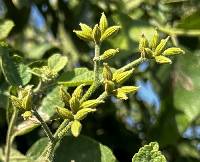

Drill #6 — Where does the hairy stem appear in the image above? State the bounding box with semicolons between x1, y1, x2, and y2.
81;43;101;102
5;107;18;162
94;43;100;83
118;57;147;72
32;108;55;143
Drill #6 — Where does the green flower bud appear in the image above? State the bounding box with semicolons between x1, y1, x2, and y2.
92;24;101;44
150;30;159;50
155;36;170;56
144;48;154;59
72;84;84;101
73;30;93;41
100;48;119;61
69;96;80;113
79;23;92;35
99;12;108;34
21;111;32;120
139;34;148;53
56;106;74;120
71;120;82;137
59;86;71;107
155;55;172;64
103;63;113;81
100;26;121;42
21;90;32;111
113;69;134;84
162;47;185;56
80;99;104;109
113;89;128;100
10;95;22;110
118;86;139;94
74;108;96;121
105;80;115;94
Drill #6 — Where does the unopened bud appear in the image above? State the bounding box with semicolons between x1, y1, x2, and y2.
113;69;134;84
150;30;159;50
99;12;108;34
69;96;80;113
80;99;104;109
144;48;154;59
56;106;74;120
100;26;121;42
71;120;82;137
139;34;148;53
73;30;93;41
74;108;96;120
155;55;172;64
92;24;101;44
21;111;32;120
163;47;185;56
100;48;119;61
103;63;113;81
105;80;115;94
59;86;71;107
72;84;84;101
155;36;170;56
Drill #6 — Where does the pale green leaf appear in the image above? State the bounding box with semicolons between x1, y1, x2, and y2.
132;142;166;162
58;68;94;86
48;54;68;72
0;20;14;40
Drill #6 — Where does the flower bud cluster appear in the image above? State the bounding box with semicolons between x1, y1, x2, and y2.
56;85;104;137
139;31;185;64
10;85;33;120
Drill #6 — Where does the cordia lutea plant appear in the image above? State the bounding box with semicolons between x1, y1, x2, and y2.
2;13;184;162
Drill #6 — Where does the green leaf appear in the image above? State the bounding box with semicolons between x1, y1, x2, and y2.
173;51;200;133
0;147;32;162
176;10;200;30
0;48;32;86
0;20;14;40
48;54;68;72
132;142;166;162
58;68;94;86
13;86;64;136
26;135;118;162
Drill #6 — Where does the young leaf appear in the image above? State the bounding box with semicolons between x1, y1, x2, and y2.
132;142;166;162
48;54;68;72
58;68;94;86
0;20;14;40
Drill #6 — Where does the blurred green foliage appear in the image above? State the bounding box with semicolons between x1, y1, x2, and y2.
0;0;200;162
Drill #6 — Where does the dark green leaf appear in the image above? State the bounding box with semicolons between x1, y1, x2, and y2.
27;135;118;162
0;48;32;86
